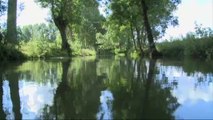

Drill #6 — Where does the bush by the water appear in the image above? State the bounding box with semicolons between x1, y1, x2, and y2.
0;44;26;60
157;36;213;59
20;40;96;58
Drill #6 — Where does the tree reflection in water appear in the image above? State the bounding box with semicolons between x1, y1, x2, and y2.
0;71;6;119
41;59;105;119
103;58;180;119
7;72;22;119
39;58;180;119
0;58;212;119
0;62;22;119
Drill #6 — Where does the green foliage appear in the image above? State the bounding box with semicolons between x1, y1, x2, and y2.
158;36;213;59
20;40;59;58
17;23;69;58
157;40;184;57
17;23;58;42
17;23;96;58
96;23;131;54
129;50;140;59
97;0;180;56
36;0;105;54
71;0;105;48
158;26;213;59
0;44;25;60
195;23;213;38
72;42;96;56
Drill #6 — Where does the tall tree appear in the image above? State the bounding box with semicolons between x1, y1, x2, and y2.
140;0;159;57
100;0;180;57
36;0;74;55
140;0;180;57
7;0;17;44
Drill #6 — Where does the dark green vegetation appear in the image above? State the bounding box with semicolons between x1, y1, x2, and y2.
158;25;213;59
0;0;213;60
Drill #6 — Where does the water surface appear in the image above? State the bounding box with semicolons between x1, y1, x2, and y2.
0;57;212;119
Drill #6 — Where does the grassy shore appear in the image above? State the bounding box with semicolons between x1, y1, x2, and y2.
1;36;213;60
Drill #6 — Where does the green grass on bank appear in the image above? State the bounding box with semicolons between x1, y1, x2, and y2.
157;36;213;59
1;41;97;61
1;36;213;61
20;40;96;59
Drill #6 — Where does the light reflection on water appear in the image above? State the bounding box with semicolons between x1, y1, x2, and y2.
158;63;213;119
0;57;212;119
2;80;57;119
3;80;14;120
97;89;114;120
19;81;57;119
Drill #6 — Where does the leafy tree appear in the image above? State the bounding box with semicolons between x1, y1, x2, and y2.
36;0;106;55
72;0;105;49
140;0;180;57
99;0;180;57
140;0;159;57
194;23;213;38
96;21;131;54
36;0;76;55
18;23;58;42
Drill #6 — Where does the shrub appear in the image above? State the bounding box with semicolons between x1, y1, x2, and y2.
0;44;26;60
157;36;213;59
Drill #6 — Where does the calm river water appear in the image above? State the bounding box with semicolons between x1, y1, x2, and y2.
0;57;213;119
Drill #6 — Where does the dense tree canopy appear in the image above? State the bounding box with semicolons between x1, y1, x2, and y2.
98;0;181;57
36;0;105;55
70;0;105;49
2;0;212;60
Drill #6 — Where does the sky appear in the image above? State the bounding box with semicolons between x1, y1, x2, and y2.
17;0;49;26
163;0;213;40
1;0;213;40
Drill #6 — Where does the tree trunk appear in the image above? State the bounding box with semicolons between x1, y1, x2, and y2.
136;26;144;55
130;23;137;51
58;25;71;54
7;0;17;44
140;0;161;58
54;18;71;56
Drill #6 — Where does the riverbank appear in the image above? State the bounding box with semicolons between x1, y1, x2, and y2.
157;36;213;60
0;44;26;61
1;36;213;61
